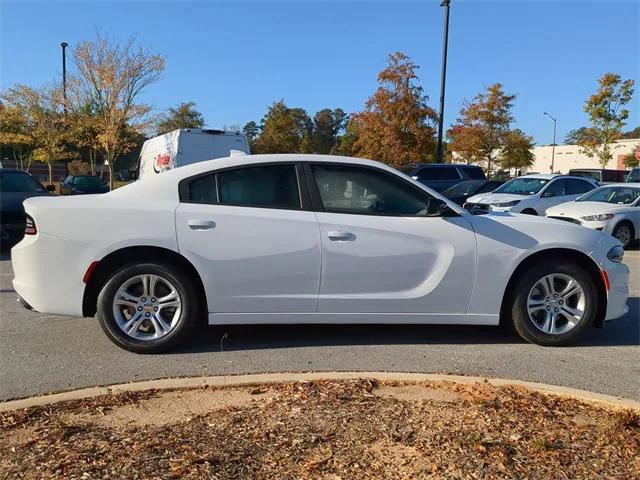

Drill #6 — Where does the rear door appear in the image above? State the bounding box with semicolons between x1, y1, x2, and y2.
306;163;477;314
175;163;321;313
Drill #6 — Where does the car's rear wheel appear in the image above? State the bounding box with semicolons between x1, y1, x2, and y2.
510;260;598;346
612;222;634;249
97;262;199;353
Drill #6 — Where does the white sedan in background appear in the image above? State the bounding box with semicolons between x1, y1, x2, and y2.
11;155;629;353
464;174;598;215
547;184;640;248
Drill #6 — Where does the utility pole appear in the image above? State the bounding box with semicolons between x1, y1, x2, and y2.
543;112;557;173
436;0;451;163
61;42;69;177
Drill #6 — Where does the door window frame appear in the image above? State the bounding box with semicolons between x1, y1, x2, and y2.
303;162;457;218
178;162;313;211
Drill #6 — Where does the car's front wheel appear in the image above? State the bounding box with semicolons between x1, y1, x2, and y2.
97;262;200;353
510;260;598;346
612;222;634;249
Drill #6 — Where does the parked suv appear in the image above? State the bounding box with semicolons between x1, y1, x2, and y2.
464;174;598;215
397;163;486;192
627;167;640;183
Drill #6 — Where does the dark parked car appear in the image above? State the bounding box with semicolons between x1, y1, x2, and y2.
60;175;109;195
0;169;52;249
568;168;628;183
441;179;505;206
397;163;486;192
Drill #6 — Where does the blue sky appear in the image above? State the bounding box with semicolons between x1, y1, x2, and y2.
1;0;638;144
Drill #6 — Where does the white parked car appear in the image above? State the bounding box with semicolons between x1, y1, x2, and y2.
464;174;598;215
547;183;640;248
12;155;629;353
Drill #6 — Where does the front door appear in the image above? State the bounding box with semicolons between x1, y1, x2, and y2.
307;163;477;314
175;163;321;313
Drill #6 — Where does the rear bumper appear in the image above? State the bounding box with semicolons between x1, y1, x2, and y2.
12;232;86;317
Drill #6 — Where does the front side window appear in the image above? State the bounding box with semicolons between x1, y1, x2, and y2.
311;164;436;216
565;178;595;195
494;177;549;195
0;172;45;193
217;164;300;209
543;179;565;196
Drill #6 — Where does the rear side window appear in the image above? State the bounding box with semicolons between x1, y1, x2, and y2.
189;174;218;204
565;178;595;195
417;166;460;181
461;167;485;180
217;164;300;209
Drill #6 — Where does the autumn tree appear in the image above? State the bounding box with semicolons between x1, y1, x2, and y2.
349;52;437;166
0;102;34;171
500;129;535;171
447;83;517;174
71;32;164;189
578;73;635;169
155;101;204;135
67;101;102;174
622;127;640;139
622;145;639;168
253;100;312;154
1;84;73;184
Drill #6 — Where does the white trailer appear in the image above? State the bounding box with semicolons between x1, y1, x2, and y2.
137;129;250;179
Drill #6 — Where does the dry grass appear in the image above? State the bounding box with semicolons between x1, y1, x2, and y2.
1;379;638;479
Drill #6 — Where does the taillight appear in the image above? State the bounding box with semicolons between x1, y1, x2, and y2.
24;215;37;235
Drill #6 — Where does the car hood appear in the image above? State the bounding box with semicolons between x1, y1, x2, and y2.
465;193;528;204
547;201;634;217
0;191;50;212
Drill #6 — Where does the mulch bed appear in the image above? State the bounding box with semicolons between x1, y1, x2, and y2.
1;379;639;479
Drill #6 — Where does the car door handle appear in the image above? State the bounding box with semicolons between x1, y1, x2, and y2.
327;230;356;241
188;220;216;230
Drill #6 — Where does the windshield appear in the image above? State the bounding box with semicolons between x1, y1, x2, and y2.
0;171;46;193
577;186;640;205
494;177;549;195
442;180;478;197
74;176;107;189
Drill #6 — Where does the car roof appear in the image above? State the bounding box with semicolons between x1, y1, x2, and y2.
520;174;597;182
407;163;481;168
592;182;640;188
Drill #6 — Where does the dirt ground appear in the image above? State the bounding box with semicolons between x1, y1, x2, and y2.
1;379;638;479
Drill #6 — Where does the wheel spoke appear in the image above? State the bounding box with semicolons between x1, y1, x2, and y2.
114;297;138;309
122;311;144;335
561;305;583;320
527;300;546;314
157;290;179;304
559;281;581;300
541;311;553;333
150;313;171;337
158;300;180;310
544;275;556;296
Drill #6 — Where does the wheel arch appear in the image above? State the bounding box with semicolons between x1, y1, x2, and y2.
82;246;208;318
499;248;607;328
613;219;636;241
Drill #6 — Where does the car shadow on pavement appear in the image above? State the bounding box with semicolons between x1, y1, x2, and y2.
172;296;639;354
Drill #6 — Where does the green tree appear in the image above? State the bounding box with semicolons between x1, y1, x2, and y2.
253;100;312;154
0;102;34;171
155;101;205;135
332;118;360;156
578;73;635;169
622;145;639;168
350;52;437;166
564;127;592;145
72;31;165;189
447;83;517;174
500;129;535;171
242;121;260;153
622;127;640;139
311;108;347;154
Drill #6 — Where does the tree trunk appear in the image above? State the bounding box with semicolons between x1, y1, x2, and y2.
48;162;53;186
108;161;114;190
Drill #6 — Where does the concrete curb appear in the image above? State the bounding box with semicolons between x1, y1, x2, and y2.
1;372;638;412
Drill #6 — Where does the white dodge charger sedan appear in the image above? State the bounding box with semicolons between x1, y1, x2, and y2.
546;184;640;248
12;155;629;353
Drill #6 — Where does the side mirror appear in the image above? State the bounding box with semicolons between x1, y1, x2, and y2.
428;198;457;217
542;190;555;198
46;185;56;192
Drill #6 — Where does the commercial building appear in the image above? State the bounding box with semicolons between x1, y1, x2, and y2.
528;138;639;174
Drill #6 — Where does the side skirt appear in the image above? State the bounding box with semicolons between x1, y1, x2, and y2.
208;312;500;326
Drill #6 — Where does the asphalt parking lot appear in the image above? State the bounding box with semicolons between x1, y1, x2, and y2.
0;251;638;402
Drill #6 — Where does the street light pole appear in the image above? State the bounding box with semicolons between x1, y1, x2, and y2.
543;112;557;173
436;0;451;163
61;42;68;114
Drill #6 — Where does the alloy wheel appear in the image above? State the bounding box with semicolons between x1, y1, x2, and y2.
526;273;586;335
112;274;182;341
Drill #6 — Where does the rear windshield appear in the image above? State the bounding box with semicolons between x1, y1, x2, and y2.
494;177;549;195
74;176;106;188
569;170;600;181
0;171;46;193
461;167;486;180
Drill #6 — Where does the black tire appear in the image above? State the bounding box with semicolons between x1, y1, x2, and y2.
510;260;598;346
97;262;200;353
521;208;537;215
612;221;634;249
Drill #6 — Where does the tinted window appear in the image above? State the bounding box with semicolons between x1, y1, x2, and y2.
461;167;485;180
544;179;565;196
74;176;106;189
565;178;595;195
418;166;460;181
311;165;435;216
218;164;300;209
627;169;640;182
442;180;477;197
478;181;502;193
189;174;218;204
0;172;45;193
494;177;549;195
397;165;417;175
